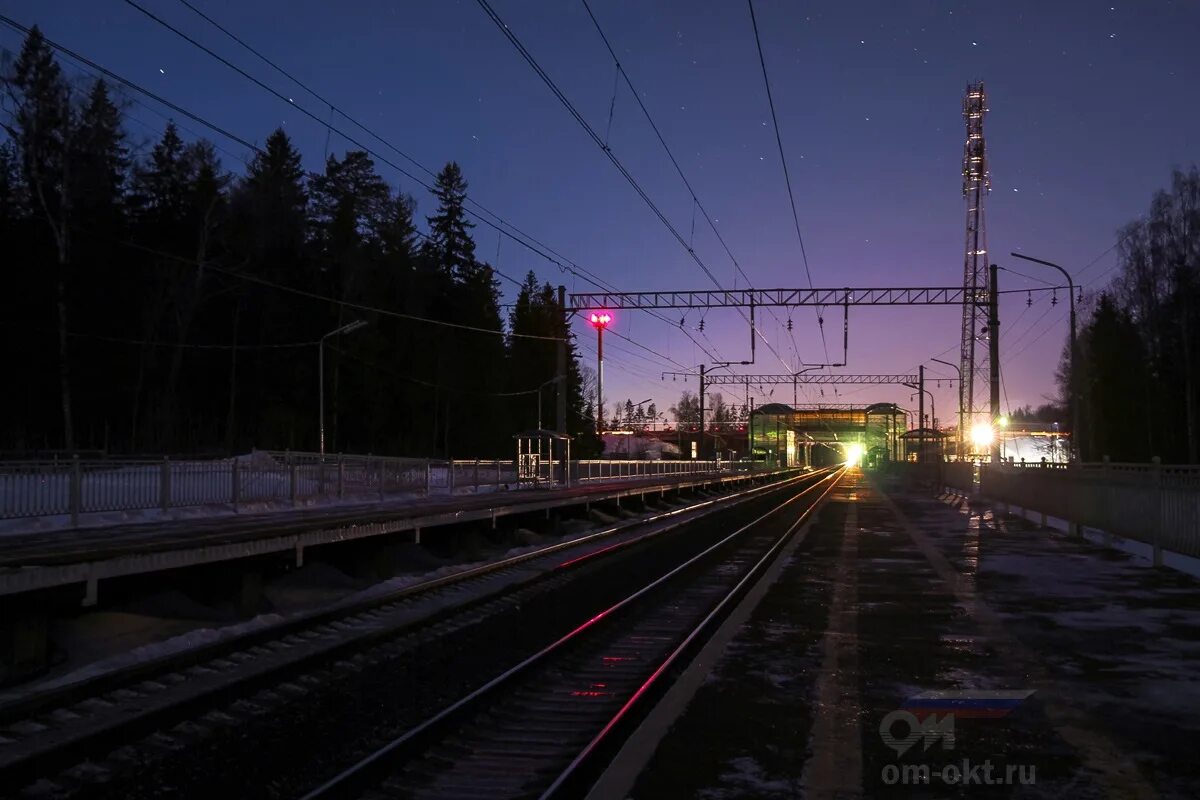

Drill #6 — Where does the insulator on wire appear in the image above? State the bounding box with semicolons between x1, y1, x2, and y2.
1051;289;1058;307
1027;290;1032;307
1077;287;1083;303
699;319;705;332
787;319;793;332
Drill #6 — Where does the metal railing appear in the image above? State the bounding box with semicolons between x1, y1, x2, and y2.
570;459;744;482
0;451;743;527
969;459;1200;561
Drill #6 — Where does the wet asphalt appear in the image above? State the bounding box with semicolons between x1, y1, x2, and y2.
625;469;1200;799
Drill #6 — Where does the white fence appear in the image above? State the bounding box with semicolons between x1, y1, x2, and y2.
975;459;1200;560
0;450;741;526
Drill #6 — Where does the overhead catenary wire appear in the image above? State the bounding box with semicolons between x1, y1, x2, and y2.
0;13;258;153
997;264;1056;286
745;0;830;364
579;0;796;371
1;13;708;370
105;233;566;342
0;324;317;350
123;0;719;365
471;0;748;366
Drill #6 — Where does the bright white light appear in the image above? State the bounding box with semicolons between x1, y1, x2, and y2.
970;423;995;449
844;443;864;466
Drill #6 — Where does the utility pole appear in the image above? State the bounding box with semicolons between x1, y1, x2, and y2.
918;364;926;463
931;357;963;460
912;385;936;461
589;312;611;435
749;396;755;462
556;286;568;434
698;364;707;459
1010;253;1077;462
989;263;1001;464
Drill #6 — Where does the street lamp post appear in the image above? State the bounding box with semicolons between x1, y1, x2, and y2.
911;389;937;461
791;365;827;407
319;319;368;456
1011;252;1078;461
930;357;963;461
588;312;611;434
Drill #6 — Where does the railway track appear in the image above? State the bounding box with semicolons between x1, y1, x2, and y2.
302;466;846;800
0;466;832;799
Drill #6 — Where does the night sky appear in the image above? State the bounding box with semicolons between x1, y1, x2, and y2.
5;0;1198;423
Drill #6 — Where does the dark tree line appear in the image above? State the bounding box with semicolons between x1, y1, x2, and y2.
1;28;596;458
1063;166;1200;463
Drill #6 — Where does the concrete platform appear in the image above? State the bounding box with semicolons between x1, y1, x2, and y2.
0;469;785;602
602;468;1200;799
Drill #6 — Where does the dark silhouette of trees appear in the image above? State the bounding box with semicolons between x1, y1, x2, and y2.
0;29;590;459
1063;167;1200;463
3;27;74;449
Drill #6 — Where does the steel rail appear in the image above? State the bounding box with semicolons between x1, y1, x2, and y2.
300;467;845;800
0;468;828;790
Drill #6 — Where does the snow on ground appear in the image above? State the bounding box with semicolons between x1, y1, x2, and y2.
949;490;1200;580
0;498;665;703
0;612;288;705
937;491;1200;736
0;453;516;536
696;756;798;799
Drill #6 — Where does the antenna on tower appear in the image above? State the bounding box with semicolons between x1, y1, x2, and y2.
958;81;990;458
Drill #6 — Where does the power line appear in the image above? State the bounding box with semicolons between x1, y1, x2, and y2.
745;0;830;364
136;0;720;365
329;344;567;398
998;265;1055;286
0;14;679;354
1000;296;1040;343
1004;302;1055;352
1;324;316;350
0;14;259;153
571;312;693;373
470;0;741;366
578;0;795;371
4;8;718;407
104;233;565;342
118;4;595;292
1005;311;1067;365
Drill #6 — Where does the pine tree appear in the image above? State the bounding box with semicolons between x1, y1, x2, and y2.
71;80;126;236
130;123;190;235
307;150;391;450
227;128;309;449
3;26;75;449
69;79;130;450
423;161;475;278
419;162;506;456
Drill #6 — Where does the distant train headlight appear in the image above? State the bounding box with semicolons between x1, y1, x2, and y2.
970;423;995;449
844;443;864;466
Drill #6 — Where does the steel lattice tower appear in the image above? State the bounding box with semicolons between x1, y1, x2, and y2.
958;82;990;456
